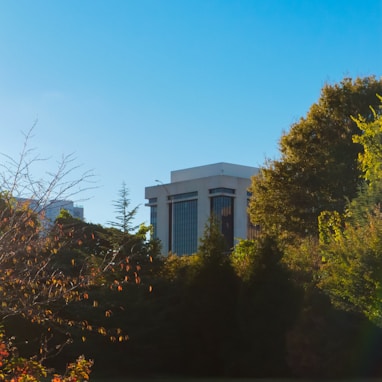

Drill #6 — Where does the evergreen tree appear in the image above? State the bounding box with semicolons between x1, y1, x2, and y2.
108;182;138;234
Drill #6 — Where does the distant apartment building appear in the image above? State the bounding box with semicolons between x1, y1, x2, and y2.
16;198;84;224
145;162;259;256
44;200;84;221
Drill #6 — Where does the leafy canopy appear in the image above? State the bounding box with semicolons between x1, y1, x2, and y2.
318;97;382;327
249;76;382;239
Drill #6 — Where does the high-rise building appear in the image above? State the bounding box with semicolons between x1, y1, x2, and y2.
145;162;259;256
16;198;84;225
43;200;84;222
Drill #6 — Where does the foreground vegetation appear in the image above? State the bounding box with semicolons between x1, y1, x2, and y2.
1;76;382;380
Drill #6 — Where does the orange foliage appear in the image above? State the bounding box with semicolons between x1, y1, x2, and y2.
1;330;93;381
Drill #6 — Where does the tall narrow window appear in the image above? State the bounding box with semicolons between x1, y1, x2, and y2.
168;202;172;252
168;192;198;255
247;197;260;239
150;205;158;239
210;195;234;250
172;199;198;255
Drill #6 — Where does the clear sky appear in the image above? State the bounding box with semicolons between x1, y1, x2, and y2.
0;0;381;227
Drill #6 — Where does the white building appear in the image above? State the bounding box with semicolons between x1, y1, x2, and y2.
145;162;259;256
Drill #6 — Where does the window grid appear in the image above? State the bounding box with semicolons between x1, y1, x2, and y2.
172;199;198;255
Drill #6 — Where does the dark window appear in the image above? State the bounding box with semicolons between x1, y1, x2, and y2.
150;205;158;239
210;196;234;250
172;199;198;255
168;191;198;201
209;188;235;195
247;199;260;239
168;202;172;252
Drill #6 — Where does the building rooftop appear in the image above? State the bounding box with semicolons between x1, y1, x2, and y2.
170;162;259;183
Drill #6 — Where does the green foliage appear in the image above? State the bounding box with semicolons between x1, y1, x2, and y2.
346;98;382;224
318;98;382;327
105;183;160;275
198;216;228;264
159;253;201;283
9;101;382;378
319;208;382;326
346;181;382;226
249;76;382;239
48;212;161;346
108;182;138;234
318;210;343;246
230;239;260;281
0;166;161;378
232;236;302;376
171;221;238;376
352;95;382;186
282;236;321;290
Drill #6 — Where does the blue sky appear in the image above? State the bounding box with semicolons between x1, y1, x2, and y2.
0;0;381;227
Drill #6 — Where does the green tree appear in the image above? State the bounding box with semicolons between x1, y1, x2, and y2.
178;219;238;376
108;182;138;234
198;216;228;264
52;209;112;277
318;99;382;327
19;188;162;378
352;94;382;186
106;182;157;269
249;76;382;239
347;95;382;224
319;208;382;326
231;237;301;377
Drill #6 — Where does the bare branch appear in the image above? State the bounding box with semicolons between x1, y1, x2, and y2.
0;124;98;324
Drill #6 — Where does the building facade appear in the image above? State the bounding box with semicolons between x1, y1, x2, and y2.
43;200;84;222
145;162;259;256
16;198;84;224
